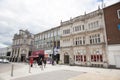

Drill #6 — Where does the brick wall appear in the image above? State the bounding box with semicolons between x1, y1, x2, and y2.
103;2;120;44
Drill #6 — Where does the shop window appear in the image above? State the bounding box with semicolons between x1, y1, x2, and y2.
97;55;99;61
84;56;86;62
93;55;96;62
91;55;93;62
100;55;103;62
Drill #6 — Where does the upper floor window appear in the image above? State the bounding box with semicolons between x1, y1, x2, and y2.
54;31;57;36
89;34;101;44
48;33;50;38
88;21;99;30
74;36;85;46
63;29;70;35
73;25;85;32
117;9;120;19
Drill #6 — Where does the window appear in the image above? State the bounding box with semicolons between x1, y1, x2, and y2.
74;36;85;46
117;9;120;19
83;37;85;44
98;34;101;43
88;21;99;30
63;29;70;35
74;25;85;32
89;34;101;44
82;25;85;30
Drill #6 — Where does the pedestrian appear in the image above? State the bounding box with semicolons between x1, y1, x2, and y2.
30;57;33;67
38;58;43;70
43;58;46;68
33;59;37;67
52;59;54;65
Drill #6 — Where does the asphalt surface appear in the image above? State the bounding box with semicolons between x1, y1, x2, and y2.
0;63;27;73
11;70;84;80
0;63;12;73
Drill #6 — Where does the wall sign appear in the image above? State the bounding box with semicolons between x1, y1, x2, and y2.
118;24;120;30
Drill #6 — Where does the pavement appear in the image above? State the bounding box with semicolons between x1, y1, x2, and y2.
0;63;120;80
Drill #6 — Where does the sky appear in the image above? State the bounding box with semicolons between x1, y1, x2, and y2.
0;0;119;48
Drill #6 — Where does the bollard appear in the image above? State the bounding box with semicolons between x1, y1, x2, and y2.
29;64;31;73
11;64;14;77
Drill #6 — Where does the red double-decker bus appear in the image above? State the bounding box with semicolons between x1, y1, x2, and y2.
30;50;45;60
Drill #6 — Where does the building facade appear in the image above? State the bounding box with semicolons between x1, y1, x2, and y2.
34;27;60;62
103;2;120;68
60;8;108;67
8;2;120;68
10;30;34;62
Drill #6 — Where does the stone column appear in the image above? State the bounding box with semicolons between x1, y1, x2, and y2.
12;48;16;62
10;49;13;62
102;45;108;68
14;48;18;62
17;48;20;62
69;47;74;65
60;49;64;64
18;48;22;62
86;46;91;66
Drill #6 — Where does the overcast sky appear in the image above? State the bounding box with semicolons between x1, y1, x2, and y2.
0;0;119;48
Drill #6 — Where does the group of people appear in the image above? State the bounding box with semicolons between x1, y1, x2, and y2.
29;57;46;70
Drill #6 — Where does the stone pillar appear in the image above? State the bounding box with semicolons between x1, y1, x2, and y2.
15;48;18;62
17;48;20;62
74;54;76;64
12;48;15;62
102;45;108;68
14;48;17;62
69;48;74;66
26;48;29;59
60;49;64;64
18;48;22;62
86;46;91;66
10;49;13;62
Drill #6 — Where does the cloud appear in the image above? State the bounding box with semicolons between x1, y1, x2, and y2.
0;0;119;48
0;42;8;48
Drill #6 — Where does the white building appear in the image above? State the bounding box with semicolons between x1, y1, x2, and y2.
10;29;34;62
34;26;60;62
60;9;108;67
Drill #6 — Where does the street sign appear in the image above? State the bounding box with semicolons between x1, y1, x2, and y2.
118;24;120;30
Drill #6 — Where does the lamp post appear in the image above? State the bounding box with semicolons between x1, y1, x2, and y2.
52;36;55;65
52;30;55;65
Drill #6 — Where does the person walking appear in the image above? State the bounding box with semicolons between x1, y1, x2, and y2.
38;58;43;70
30;57;33;67
43;58;46;68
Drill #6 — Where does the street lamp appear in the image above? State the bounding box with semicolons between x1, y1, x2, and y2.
52;36;55;65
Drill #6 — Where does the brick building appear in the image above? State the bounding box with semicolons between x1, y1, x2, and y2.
103;2;120;68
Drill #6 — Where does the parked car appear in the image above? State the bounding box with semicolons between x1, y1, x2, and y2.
0;59;9;63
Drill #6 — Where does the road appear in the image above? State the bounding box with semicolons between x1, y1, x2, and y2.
12;70;83;80
0;63;11;73
0;63;27;73
0;63;120;80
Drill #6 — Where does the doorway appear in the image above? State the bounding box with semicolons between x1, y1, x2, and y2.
21;54;26;62
64;54;69;64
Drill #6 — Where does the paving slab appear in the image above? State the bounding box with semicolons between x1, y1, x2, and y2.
12;70;84;80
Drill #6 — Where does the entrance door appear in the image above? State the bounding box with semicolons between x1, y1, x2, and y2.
64;55;69;64
21;54;26;62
